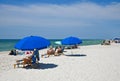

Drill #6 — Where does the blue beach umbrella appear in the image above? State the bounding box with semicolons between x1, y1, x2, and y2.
61;36;82;45
15;36;50;50
62;36;82;54
114;38;120;40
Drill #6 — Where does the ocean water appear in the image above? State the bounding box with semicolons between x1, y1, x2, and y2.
0;39;103;52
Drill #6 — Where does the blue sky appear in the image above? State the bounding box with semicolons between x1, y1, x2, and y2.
0;0;120;39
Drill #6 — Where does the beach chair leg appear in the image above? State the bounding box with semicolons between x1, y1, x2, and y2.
48;54;50;57
14;63;20;69
17;63;20;68
61;53;64;55
14;64;16;69
41;55;44;58
22;63;25;68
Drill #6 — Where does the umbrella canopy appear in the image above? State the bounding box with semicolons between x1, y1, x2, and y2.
114;38;120;40
61;36;82;45
15;36;50;50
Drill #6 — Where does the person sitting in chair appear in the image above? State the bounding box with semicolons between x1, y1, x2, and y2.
14;55;32;68
42;47;55;57
55;46;63;56
14;49;39;68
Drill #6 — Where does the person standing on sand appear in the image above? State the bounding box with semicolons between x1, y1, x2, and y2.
33;49;40;63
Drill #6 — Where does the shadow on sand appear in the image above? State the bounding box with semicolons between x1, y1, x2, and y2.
25;63;58;69
65;54;87;57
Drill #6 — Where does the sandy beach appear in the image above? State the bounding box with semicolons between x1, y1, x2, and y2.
0;43;120;81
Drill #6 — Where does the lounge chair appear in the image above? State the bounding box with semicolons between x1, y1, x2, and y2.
14;56;32;68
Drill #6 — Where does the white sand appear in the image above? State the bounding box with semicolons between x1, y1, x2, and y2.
0;43;120;81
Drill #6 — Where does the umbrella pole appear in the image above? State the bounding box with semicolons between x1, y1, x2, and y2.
71;46;73;54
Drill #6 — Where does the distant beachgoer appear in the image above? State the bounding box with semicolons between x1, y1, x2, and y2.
25;51;33;55
101;40;111;45
9;49;16;55
72;45;78;49
9;50;14;55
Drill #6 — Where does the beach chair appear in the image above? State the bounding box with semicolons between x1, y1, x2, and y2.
14;56;32;68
